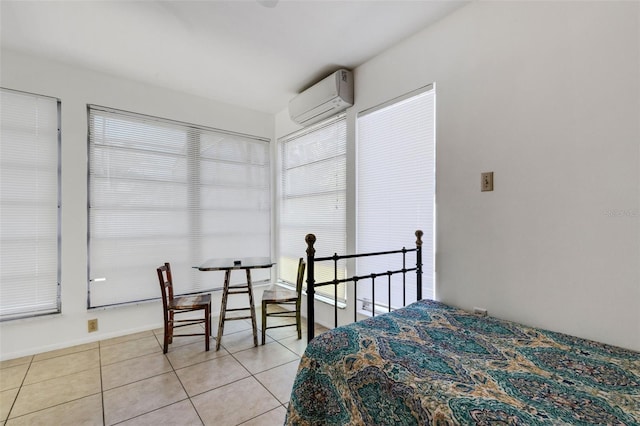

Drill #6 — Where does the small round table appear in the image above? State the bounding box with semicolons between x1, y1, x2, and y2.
196;257;274;351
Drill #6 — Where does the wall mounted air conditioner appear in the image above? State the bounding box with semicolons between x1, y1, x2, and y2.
289;69;354;126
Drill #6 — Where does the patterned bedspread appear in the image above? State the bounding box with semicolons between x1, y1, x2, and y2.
285;299;640;425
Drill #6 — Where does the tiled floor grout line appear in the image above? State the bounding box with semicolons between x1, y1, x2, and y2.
240;405;286;426
167;334;210;426
98;341;106;426
1;317;316;426
225;339;297;426
104;333;180;426
102;336;184;425
105;330;301;425
4;355;33;423
3;355;102;424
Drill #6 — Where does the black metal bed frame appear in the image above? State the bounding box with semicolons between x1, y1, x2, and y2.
305;230;423;342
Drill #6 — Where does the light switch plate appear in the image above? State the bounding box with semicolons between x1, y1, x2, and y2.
481;172;494;192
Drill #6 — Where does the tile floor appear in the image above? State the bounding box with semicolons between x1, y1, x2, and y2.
0;311;327;426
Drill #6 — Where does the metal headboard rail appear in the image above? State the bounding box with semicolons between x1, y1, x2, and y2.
305;230;423;342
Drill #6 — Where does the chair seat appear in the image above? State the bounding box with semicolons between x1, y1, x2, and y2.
262;285;297;303
170;294;211;310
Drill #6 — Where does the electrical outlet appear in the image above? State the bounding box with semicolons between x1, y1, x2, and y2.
473;307;488;317
481;172;494;192
88;319;98;333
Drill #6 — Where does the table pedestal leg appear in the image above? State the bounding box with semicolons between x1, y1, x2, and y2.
216;270;231;351
215;268;258;351
246;269;258;346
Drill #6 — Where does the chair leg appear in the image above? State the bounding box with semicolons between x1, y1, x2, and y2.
205;304;210;352
168;311;174;344
296;304;302;340
163;323;170;354
261;301;267;345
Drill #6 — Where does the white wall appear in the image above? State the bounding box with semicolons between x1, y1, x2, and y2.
0;49;275;360
278;1;640;350
2;0;638;359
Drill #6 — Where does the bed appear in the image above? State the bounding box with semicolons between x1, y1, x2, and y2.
285;232;640;425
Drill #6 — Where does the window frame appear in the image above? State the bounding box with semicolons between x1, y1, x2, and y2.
87;105;271;308
277;114;347;304
0;87;61;321
356;84;436;313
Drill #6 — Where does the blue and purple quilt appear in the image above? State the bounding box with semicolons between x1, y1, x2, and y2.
286;299;639;425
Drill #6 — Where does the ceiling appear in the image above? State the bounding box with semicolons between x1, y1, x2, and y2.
1;0;467;114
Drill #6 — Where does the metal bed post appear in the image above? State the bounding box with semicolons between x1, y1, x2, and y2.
305;233;316;341
402;247;407;307
333;254;339;328
416;229;423;301
371;274;376;317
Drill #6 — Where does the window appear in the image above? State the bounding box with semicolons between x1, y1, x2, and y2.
279;115;346;302
0;88;61;320
88;106;270;307
357;85;435;311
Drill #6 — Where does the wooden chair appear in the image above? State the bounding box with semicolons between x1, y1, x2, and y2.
261;258;305;345
157;262;211;353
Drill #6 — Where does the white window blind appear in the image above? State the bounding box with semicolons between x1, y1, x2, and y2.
357;86;435;311
88;106;270;307
0;88;60;320
279;116;346;301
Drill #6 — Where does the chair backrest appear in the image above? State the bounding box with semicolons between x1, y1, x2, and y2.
156;262;174;313
295;258;306;301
